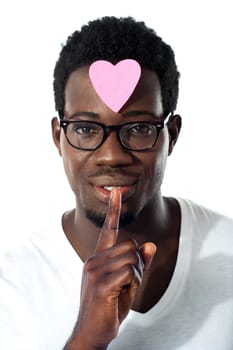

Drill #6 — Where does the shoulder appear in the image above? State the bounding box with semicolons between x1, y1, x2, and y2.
0;214;65;282
177;197;233;227
177;197;233;255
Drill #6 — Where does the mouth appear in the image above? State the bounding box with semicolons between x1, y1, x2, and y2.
92;184;136;203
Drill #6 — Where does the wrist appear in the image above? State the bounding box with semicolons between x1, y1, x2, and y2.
64;342;107;350
63;334;108;350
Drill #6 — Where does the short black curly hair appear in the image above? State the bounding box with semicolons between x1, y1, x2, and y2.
53;16;180;117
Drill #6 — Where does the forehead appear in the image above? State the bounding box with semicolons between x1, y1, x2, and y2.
64;65;163;117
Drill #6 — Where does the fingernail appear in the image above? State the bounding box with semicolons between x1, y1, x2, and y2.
110;189;114;201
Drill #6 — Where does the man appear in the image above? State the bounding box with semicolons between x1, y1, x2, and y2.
1;16;233;350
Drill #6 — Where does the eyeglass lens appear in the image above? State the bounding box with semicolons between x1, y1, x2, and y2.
65;121;159;150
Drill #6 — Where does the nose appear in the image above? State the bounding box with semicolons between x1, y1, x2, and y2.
93;130;134;167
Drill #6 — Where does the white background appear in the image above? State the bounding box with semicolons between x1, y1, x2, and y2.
0;0;232;240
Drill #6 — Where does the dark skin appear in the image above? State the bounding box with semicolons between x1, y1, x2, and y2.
52;65;182;349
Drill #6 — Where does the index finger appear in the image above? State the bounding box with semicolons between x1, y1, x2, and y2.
95;187;122;253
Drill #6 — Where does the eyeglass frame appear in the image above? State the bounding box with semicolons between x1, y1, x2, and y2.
59;112;173;152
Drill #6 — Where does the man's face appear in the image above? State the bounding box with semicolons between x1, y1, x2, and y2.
52;66;176;227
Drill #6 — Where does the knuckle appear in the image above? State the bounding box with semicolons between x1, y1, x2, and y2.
123;264;142;286
124;263;136;277
83;257;94;271
83;255;101;273
126;260;143;279
125;246;144;270
126;250;140;266
126;239;138;249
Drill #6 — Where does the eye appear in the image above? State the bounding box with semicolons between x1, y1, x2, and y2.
129;123;153;135
71;123;99;136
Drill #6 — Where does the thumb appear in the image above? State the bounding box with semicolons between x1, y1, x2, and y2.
140;242;157;271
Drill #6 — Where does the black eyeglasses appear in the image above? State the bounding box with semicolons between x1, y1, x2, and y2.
59;113;172;152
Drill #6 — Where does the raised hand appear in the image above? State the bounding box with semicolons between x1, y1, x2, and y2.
65;187;156;350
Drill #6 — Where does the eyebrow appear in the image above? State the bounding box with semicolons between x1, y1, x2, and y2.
68;110;157;119
122;110;157;118
68;111;99;119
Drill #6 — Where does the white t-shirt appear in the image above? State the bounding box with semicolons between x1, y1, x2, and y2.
0;198;233;349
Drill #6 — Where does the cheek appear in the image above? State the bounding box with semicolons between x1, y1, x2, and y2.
60;137;86;191
143;156;167;191
62;156;77;189
143;132;169;188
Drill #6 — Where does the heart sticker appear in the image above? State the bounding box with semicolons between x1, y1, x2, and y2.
89;59;141;113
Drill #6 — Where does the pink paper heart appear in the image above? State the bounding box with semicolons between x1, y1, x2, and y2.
89;59;141;113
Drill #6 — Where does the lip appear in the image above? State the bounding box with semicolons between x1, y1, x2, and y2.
92;184;136;203
89;174;138;203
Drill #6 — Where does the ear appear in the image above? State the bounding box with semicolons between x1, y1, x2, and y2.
51;117;62;156
167;114;182;155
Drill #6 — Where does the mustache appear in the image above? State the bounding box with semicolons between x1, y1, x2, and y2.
88;166;139;178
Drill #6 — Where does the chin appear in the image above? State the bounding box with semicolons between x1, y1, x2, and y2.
85;209;136;228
